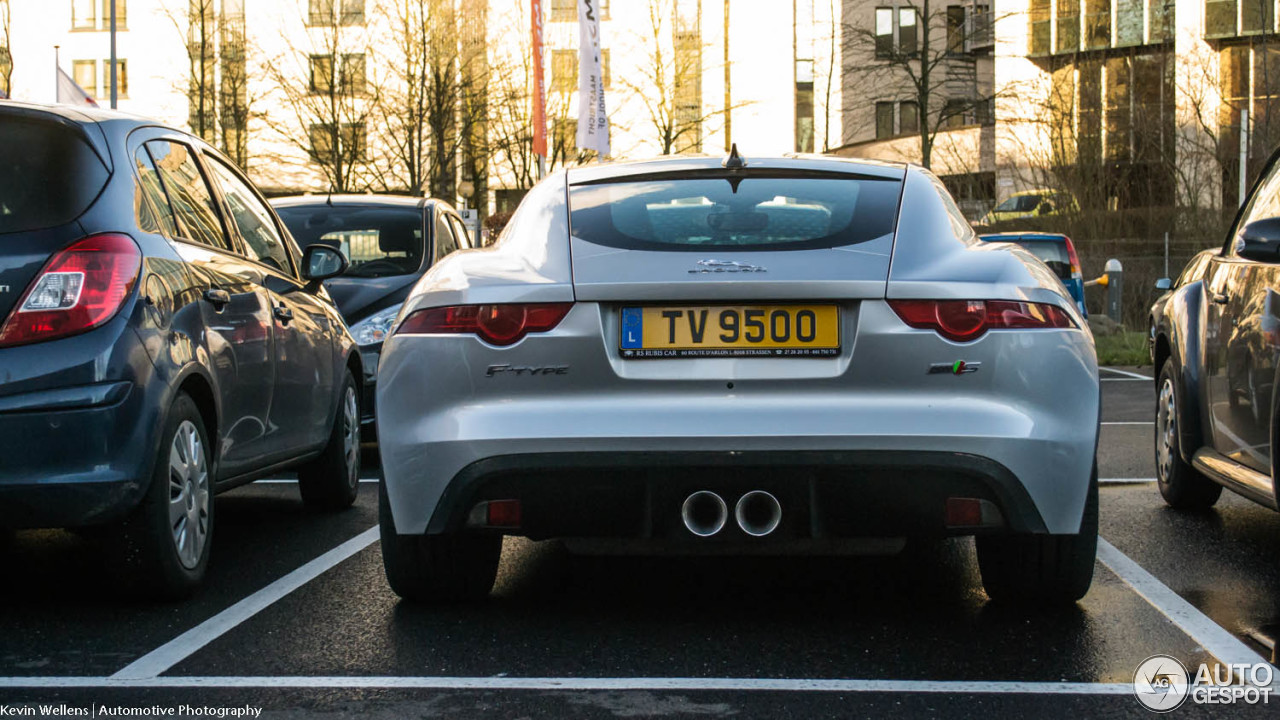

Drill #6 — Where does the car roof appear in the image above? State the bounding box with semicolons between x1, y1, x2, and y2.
270;194;433;209
565;154;906;184
979;232;1069;242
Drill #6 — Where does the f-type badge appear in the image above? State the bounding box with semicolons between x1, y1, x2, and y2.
689;259;767;274
929;360;981;375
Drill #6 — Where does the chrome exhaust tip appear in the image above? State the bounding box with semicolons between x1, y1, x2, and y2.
735;490;782;537
681;491;728;537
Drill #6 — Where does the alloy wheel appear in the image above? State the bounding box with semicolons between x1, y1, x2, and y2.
1157;377;1177;483
168;420;210;570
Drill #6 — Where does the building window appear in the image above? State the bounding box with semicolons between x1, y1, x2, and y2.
1206;0;1238;37
100;0;126;29
0;46;10;97
309;122;366;162
900;100;919;133
1057;0;1080;53
309;0;363;27
795;68;815;152
71;0;96;30
551;49;576;93
602;48;611;88
941;99;969;128
1029;0;1051;55
875;101;894;138
898;7;918;56
551;0;576;22
103;58;127;97
309;54;334;93
1084;0;1110;49
72;59;97;97
340;0;364;25
1115;0;1143;45
1149;0;1175;41
1242;0;1274;33
340;53;366;94
875;7;893;58
946;6;966;53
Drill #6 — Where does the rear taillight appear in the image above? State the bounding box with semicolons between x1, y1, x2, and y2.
888;299;1075;342
0;234;142;348
395;303;573;346
1063;236;1083;279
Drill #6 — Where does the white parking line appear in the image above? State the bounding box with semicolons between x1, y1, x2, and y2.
1101;421;1152;426
110;526;379;681
1099;478;1155;484
0;675;1134;694
1096;538;1269;668
1101;367;1154;381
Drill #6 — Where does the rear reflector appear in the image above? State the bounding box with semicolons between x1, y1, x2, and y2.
888;299;1074;342
0;234;142;348
467;499;522;529
945;497;1004;528
395;303;573;346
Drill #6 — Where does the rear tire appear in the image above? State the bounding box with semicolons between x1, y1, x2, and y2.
379;480;501;602
298;369;361;510
115;393;213;600
976;468;1097;605
1155;358;1222;509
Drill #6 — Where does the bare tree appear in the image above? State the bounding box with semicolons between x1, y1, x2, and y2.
844;1;998;169
159;1;253;168
621;0;732;155
264;2;376;193
0;0;12;97
369;0;431;194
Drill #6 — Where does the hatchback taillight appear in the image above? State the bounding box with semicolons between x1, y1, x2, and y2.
0;234;142;348
1062;236;1083;280
395;303;573;346
888;299;1075;342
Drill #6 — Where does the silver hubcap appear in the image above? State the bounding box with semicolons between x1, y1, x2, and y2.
168;420;210;570
343;387;359;490
1157;378;1177;483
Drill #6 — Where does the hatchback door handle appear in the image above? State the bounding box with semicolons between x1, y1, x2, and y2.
203;287;231;309
1211;292;1230;305
273;305;294;324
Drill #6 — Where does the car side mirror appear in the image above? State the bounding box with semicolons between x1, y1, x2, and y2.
1154;277;1172;291
302;244;348;281
1236;218;1280;263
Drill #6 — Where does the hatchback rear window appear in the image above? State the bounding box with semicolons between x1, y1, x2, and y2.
1014;240;1071;280
276;205;425;278
568;174;902;252
0;117;109;234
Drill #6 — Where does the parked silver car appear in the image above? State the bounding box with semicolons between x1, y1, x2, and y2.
376;153;1100;604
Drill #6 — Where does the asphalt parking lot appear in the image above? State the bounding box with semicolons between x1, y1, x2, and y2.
1;366;1278;718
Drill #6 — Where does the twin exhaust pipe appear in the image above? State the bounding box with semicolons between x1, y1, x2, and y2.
681;490;782;538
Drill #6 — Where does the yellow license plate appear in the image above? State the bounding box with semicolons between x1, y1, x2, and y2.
619;305;840;358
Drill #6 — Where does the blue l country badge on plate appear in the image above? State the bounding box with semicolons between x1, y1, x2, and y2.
621;307;642;349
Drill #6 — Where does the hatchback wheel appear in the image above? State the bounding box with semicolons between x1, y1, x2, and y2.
298;369;361;510
116;392;213;599
1155;358;1222;509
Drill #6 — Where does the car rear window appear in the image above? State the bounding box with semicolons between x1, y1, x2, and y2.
0;117;109;234
276;205;425;278
568;174;902;252
1015;240;1071;280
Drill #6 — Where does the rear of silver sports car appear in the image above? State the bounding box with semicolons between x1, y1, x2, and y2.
376;158;1100;603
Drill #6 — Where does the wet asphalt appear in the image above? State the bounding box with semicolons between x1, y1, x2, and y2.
1;367;1278;718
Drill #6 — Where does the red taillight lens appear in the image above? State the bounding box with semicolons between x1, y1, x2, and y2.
1063;235;1083;279
0;234;142;348
888;299;1074;342
395;303;573;346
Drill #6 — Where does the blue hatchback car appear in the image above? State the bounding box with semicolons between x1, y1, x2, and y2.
978;232;1087;318
0;103;363;598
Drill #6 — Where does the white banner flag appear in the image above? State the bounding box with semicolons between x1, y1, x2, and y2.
56;66;98;107
576;0;609;156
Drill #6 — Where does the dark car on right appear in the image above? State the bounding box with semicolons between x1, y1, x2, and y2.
271;195;473;441
1150;148;1280;514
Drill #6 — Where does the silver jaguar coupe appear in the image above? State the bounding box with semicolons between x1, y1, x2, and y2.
376;152;1100;604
